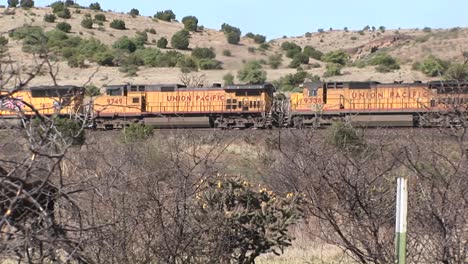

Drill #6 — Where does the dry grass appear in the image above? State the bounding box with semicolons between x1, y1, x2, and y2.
257;224;355;264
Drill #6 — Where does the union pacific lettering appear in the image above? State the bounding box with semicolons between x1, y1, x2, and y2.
166;95;225;102
351;91;429;99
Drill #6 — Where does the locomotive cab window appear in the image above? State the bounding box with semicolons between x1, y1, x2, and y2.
132;97;140;104
130;85;138;92
107;88;123;96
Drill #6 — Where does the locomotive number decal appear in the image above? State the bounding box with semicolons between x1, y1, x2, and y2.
107;98;123;105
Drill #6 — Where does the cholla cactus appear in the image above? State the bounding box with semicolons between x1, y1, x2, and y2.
195;176;302;264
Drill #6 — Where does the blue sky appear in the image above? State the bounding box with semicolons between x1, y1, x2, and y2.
34;0;468;39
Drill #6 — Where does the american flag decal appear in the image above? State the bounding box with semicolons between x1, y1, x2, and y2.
1;96;25;110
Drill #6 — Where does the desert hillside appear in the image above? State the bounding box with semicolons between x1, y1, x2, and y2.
0;4;467;89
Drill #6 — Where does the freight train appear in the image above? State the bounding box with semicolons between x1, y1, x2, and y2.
0;80;467;128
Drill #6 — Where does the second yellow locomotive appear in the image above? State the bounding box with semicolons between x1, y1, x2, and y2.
92;83;275;129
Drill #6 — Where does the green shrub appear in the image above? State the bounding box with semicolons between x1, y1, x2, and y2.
323;63;343;77
81;18;93;29
147;28;156;34
20;0;34;8
222;49;231;56
328;122;364;151
44;13;56;23
420;56;449;77
289;53;309;68
192;47;215;59
119;64;138;76
154;10;175;21
379;26;385;33
198;59;222;70
94;13;106;21
8;0;19;7
194;176;302;263
171;30;190;50
129;8;139;17
368;52;400;72
226;32;240;45
135;48;183;67
122;124;153;143
55;118;85;146
94;51;115;66
322;50;349;65
305;32;312;37
281;41;302;59
50;1;64;13
112;36;136;52
223;73;234;85
275;69;317;91
268;53;282;69
89;2;101;11
422;27;432;33
110;19;126;30
344;27;348;32
221;23;241;45
245;33;266;44
182;16;198;31
350;36;358;40
63;0;73;5
176;56;197;72
0;36;9;46
156;37;168;48
134;31;147;46
67;55;85;68
247;47;255;53
56;8;71;19
444;63;468;80
85;84;101;96
56;22;72;33
237;61;267;84
303;45;323;60
259;43;270;51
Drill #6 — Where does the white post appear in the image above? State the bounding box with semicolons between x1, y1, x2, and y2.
395;177;408;264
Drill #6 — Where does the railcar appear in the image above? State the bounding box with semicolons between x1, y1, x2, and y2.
0;85;84;126
92;83;275;129
288;80;468;127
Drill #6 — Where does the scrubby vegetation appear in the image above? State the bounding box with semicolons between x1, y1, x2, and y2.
237;61;267;84
323;63;343;77
94;13;106;22
171;30;190;50
274;69;319;91
322;50;349;65
182;16;198;31
129;8;139;17
156;37;168;49
154;10;176;22
81;18;93;29
110;19;126;30
43;13;56;23
245;33;266;44
268;53;283;69
223;72;235;85
56;22;72;33
89;2;102;11
221;23;241;45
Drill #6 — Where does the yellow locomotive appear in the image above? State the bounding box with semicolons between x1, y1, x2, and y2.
289;80;468;127
92;83;275;129
0;86;84;125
